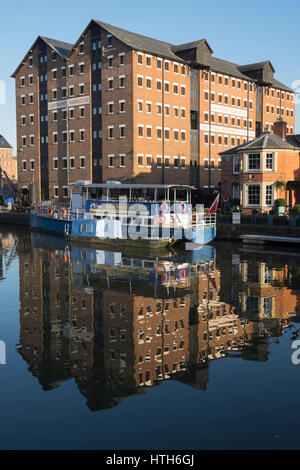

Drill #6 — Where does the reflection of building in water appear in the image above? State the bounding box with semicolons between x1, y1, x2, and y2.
219;248;300;322
0;233;17;281
239;259;299;321
18;247;95;390
18;244;292;410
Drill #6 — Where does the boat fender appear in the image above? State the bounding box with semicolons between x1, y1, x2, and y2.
160;201;168;213
179;201;186;213
179;268;186;279
60;208;67;219
156;263;166;274
157;214;166;225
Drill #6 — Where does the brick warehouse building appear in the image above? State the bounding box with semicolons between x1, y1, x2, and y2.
12;19;295;202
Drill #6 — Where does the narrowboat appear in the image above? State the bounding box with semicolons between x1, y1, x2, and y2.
31;181;217;248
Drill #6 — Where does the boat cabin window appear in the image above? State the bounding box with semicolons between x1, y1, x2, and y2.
176;189;188;201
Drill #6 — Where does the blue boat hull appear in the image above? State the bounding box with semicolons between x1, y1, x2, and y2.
30;213;72;236
30;213;216;246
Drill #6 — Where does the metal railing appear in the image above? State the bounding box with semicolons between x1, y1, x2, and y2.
33;204;217;228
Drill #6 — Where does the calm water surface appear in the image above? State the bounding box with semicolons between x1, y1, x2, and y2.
0;229;300;450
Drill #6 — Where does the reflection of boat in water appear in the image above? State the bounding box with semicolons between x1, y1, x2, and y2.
70;244;216;287
31;182;217;249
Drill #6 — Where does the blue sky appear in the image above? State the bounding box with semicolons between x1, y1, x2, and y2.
1;0;300;152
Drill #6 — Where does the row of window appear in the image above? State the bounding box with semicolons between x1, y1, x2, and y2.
52;130;86;144
203;71;254;92
204;159;222;170
51;84;86;100
107;76;125;89
204;90;253;108
107;154;187;169
265;88;293;101
21;156;87;172
137;75;186;96
21;60;100;87
266;104;294;117
137;53;186;76
204;112;253;129
232;153;274;173
203;134;247;147
137;125;186;141
107;53;125;68
137;100;186;118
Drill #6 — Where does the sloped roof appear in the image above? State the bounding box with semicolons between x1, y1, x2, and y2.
0;135;12;149
11;35;72;77
239;60;275;73
39;36;73;57
210;57;249;80
220;132;297;155
94;19;181;61
171;39;213;54
286;134;300;147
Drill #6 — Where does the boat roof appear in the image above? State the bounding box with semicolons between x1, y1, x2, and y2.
71;181;196;190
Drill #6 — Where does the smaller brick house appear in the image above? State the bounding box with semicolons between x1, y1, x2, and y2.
0;135;17;181
220;120;300;212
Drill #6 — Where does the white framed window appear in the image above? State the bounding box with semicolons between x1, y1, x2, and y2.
118;52;125;66
146;154;152;167
79;83;84;95
79;129;85;141
119;124;125;138
108;126;114;139
69;130;75;142
138;154;143;167
137;52;143;65
108;154;114;168
233;156;240;174
119;99;125;113
53;186;59;198
107;101;114;114
80;156;85;169
70;157;75;169
265;184;273;206
137;100;143;112
248;184;260;206
137;74;143;87
265;152;274;171
120;154;126;167
146;55;152;67
248;153;260;171
137;125;144;138
119;75;125;88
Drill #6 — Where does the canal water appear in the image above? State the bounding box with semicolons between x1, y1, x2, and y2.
1;228;300;450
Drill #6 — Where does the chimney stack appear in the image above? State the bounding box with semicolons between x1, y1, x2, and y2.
273;120;287;140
